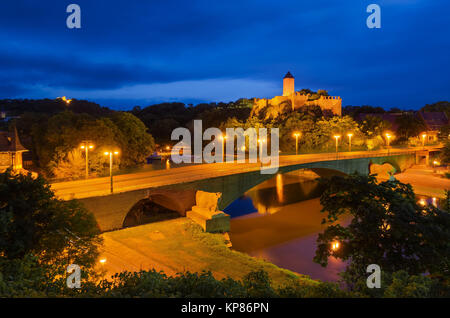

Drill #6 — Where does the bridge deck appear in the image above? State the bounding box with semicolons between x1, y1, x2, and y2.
51;146;440;201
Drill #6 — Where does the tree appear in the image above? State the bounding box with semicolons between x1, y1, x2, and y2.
439;124;450;141
314;174;450;288
28;111;155;178
298;88;315;95
51;150;86;180
0;170;102;267
343;105;385;118
360;115;391;138
109;112;155;166
395;113;426;142
31;111;118;173
147;118;180;144
277;112;315;152
308;116;365;152
421;101;450;117
440;141;450;166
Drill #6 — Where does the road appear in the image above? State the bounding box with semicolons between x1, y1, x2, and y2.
51;146;440;200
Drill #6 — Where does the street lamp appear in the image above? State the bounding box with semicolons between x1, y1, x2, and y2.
293;132;301;155
331;241;340;251
433;160;440;173
385;133;392;154
104;151;119;193
432;197;437;207
219;134;227;162
421;133;427;149
258;138;266;160
333;135;341;158
347;133;353;152
80;141;94;179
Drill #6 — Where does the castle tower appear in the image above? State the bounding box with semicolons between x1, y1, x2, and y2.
283;71;295;96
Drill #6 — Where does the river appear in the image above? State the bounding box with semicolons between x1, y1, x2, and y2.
224;170;349;282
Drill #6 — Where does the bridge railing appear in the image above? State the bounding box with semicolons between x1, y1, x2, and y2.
275;148;435;168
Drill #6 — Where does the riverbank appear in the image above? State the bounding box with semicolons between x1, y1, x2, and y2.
97;217;317;287
381;165;449;198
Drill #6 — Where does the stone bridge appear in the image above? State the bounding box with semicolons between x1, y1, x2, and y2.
75;149;435;232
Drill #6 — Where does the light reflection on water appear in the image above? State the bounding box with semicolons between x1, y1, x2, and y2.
224;171;348;282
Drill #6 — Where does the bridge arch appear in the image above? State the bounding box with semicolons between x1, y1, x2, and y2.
122;197;184;228
214;163;353;210
121;189;196;228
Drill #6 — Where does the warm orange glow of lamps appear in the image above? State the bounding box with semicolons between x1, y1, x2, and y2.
421;133;427;149
80;141;94;179
333;135;341;158
331;241;340;251
219;134;227;162
347;133;353;152
293;132;301;155
104;150;119;193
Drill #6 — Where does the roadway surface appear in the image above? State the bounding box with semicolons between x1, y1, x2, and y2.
51;146;440;200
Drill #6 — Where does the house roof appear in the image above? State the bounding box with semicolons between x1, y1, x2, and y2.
418;111;449;131
0;125;28;153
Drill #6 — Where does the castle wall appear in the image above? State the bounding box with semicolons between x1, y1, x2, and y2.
252;93;342;119
305;96;342;116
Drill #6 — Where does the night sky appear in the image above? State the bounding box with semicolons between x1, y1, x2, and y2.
1;0;449;109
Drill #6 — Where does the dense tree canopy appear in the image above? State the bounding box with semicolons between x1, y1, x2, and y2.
0;170;101;266
315;174;450;291
421;101;450;117
109;112;155;167
25;111;154;179
132;100;253;144
395;113;426;142
440;141;450;165
0;98;112;117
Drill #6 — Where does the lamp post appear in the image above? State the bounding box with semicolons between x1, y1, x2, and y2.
219;134;227;162
385;133;391;155
421;133;427;149
258;138;266;161
347;133;353;152
333;135;341;159
433;160;440;173
80;141;94;179
104;151;119;193
293;132;301;155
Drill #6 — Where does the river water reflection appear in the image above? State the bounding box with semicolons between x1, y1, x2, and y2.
224;170;349;282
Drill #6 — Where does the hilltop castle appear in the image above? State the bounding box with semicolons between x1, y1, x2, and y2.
251;72;342;119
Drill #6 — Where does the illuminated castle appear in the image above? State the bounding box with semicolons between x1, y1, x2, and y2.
251;72;342;119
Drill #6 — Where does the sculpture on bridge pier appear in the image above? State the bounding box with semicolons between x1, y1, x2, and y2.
186;190;230;233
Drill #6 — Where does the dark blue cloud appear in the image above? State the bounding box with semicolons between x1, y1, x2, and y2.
0;0;448;109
